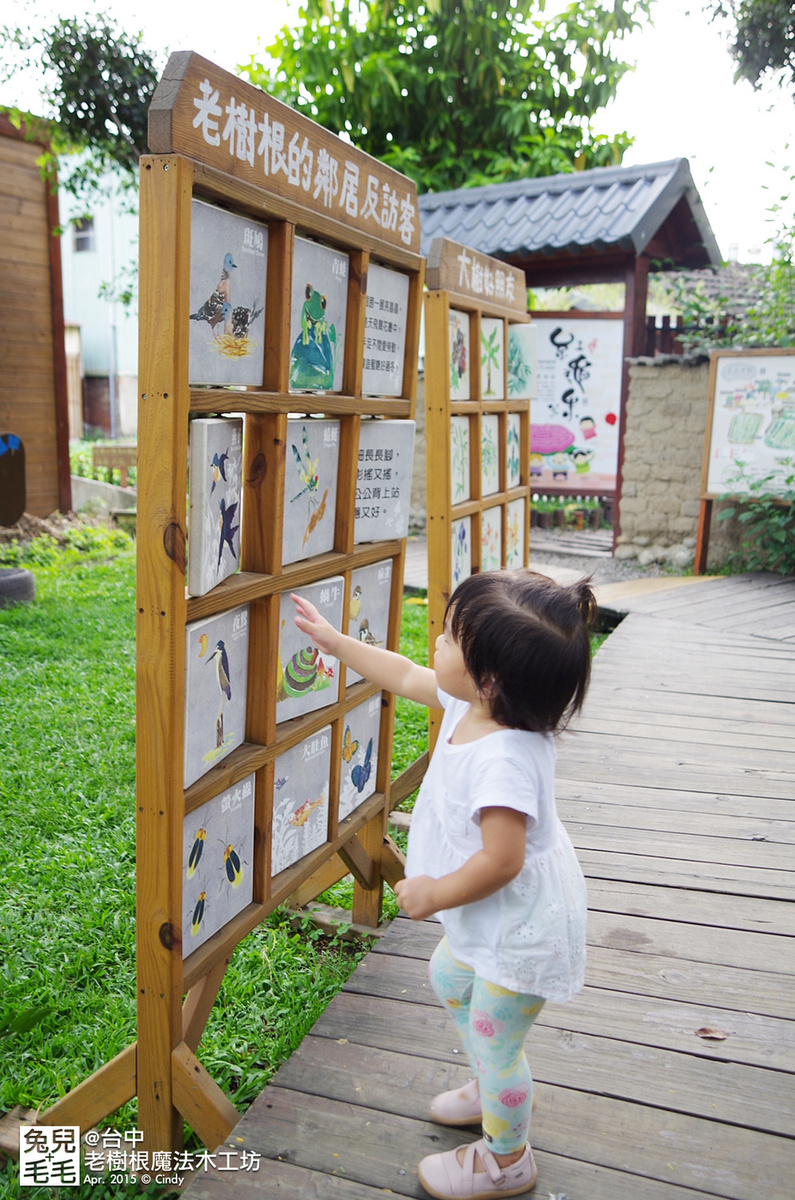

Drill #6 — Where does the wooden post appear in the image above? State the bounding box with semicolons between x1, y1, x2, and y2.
615;254;649;547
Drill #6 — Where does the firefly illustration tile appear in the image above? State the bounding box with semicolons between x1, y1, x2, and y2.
362;263;410;397
182;773;255;958
451;516;472;588
449;309;471;400
450;416;471;504
347;559;393;686
353;419;415;543
289;237;349;392
480;317;505;400
481;506;502;572
481;414;500;496
282;418;340;565
506;413;521;489
507;323;538;400
505;498;525;569
339;693;382;822
184;605;250;789
188;417;243;597
188;199;267;387
271;728;331;876
277;578;343;724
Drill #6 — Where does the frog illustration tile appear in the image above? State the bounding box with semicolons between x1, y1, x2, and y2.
272;729;332;877
282;418;340;565
354;419;415;544
188;199;267;387
184;604;250;789
188;417;243;596
289;237;349;392
339;693;382;822
277;578;343;723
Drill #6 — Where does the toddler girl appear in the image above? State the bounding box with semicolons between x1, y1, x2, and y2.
292;569;596;1199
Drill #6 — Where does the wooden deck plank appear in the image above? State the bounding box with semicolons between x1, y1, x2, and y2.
574;849;795;900
557;779;795;822
584;879;795;936
559;799;795;844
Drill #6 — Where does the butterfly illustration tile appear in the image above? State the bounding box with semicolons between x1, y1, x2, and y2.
339;693;382;821
271;730;331;876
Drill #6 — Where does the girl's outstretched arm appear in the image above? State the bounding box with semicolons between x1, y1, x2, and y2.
291;593;439;707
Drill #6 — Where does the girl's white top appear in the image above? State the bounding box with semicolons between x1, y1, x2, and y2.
406;691;587;1001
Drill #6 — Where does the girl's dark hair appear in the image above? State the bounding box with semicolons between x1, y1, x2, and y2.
445;569;597;733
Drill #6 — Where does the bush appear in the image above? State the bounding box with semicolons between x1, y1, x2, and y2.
718;458;795;575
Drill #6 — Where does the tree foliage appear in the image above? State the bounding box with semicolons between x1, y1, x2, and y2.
244;0;654;192
707;1;795;92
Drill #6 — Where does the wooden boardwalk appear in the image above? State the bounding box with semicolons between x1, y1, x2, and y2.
185;573;795;1200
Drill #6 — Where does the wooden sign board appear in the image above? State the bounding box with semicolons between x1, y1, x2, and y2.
148;52;420;254
426;237;526;315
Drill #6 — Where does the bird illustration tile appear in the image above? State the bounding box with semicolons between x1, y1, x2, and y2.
289;236;349;392
347;559;393;685
188;199;267;387
353;419;415;544
282;418;340;565
339;693;382;822
182;773;255;958
271;728;331;877
188;417;243;597
277;578;343;724
184;604;250;789
362;262;410;398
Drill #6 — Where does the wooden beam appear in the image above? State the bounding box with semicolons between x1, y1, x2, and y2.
390;751;429;809
380;835;406;891
40;1044;137;1130
171;1042;239;1152
286;853;350;909
339;834;377;891
182;958;231;1053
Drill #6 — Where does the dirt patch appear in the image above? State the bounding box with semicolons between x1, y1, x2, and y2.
0;511;109;546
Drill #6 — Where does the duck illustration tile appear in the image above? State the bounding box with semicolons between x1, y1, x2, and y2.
277;578;343;724
271;730;331;876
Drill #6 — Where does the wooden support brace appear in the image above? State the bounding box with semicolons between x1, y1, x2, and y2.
182;957;231;1053
171;1042;239;1152
40;1043;137;1130
286;852;350;909
380;835;406;891
338;834;376;891
390;751;429;809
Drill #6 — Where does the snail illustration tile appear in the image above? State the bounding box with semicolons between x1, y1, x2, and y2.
184;605;250;789
448;309;470;400
480;317;505;400
505;498;525;569
188;199;267;387
362;263;410;397
182;773;255;958
506;413;521;489
282;418;340;565
451;516;472;587
450;416;471;504
340;694;382;821
289;237;349;392
507;323;538;400
188;417;243;597
480;415;500;496
347;559;393;685
481;506;502;571
354;419;415;543
277;578;343;723
271;729;331;876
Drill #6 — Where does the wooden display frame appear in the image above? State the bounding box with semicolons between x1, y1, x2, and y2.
424;239;532;747
39;56;424;1158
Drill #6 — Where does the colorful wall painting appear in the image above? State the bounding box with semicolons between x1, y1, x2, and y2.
507;323;538;400
451;515;472;587
354;419;415;543
188;199;267;387
481;414;500;496
480;317;505;400
271;729;331;876
347;558;393;686
188;417;243;597
289;237;349;392
276;578;343;724
450;416;471;504
184;604;250;789
506;413;521;489
505;498;524;569
282;418;340;566
362;263;410;397
481;506;502;571
704;351;795;497
182;773;255;957
531;317;624;492
449;308;471;400
339;693;382;821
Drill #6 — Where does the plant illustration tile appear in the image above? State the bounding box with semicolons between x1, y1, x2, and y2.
182;773;255;958
282;418;340;565
449;308;470;400
289;237;349;392
362;263;410;397
450;416;471;504
506;413;521;489
184;604;250;789
354;419;415;543
188;199;267;387
507;323;538;400
451;516;472;587
347;559;393;685
271;728;331;877
339;693;382;821
481;414;500;496
277;578;343;724
480;317;505;400
481;506;502;571
188;417;243;597
505;498;525;569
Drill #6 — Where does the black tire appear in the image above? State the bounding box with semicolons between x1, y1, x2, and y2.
0;566;36;609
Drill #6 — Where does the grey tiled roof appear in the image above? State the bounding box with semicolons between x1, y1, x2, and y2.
418;159;721;266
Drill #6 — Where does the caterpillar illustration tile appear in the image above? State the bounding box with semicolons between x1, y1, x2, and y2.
277;578;343;724
362;263;410;397
347;559;393;685
282;418;340;565
184;605;250;789
339;693;382;822
354;419;415;543
188;417;243;597
271;729;331;876
289;237;349;392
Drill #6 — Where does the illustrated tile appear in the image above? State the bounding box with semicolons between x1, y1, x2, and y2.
277;578;343;724
480;317;505;400
450;416;471;504
354;420;415;543
506;413;521;489
282;418;340;565
481;506;502;572
347;559;393;686
507;323;538;400
449;309;471;400
481;414;500;496
188;417;243;597
184;605;249;789
271;730;331;876
505;498;525;569
362;263;410;397
451;516;472;588
289;237;349;392
339;693;382;821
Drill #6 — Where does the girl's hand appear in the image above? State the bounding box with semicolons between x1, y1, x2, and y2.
394;874;438;921
291;593;340;657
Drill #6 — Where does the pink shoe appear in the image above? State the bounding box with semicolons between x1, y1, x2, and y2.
418;1138;538;1199
429;1078;482;1126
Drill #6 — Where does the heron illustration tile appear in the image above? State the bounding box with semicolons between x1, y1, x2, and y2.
188;417;243;597
184;605;250;789
289;237;349;392
339;693;382;821
271;729;331;877
282;418;340;565
353;419;415;543
362;262;410;397
347;559;393;685
480;317;505;399
182;773;255;958
188;199;267;387
277;578;343;724
449;308;471;400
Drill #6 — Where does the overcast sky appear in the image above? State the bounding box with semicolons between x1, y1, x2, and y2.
3;0;792;262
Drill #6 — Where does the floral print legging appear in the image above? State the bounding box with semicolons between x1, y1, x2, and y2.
430;937;545;1155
